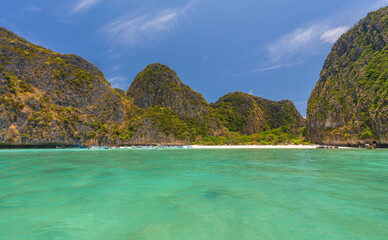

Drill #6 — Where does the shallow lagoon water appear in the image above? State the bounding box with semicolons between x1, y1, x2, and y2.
0;149;387;239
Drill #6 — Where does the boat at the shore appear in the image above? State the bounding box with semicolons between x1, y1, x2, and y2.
88;145;109;150
316;145;339;149
49;144;371;150
87;145;192;150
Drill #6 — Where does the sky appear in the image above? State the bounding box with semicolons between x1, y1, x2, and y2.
1;0;387;116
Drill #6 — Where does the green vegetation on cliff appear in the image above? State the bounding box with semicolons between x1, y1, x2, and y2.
0;26;130;145
126;63;227;143
196;125;308;145
211;92;304;135
307;6;387;146
0;27;306;146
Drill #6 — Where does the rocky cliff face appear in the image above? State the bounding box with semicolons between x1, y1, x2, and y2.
126;63;227;143
0;26;129;145
127;63;208;119
0;26;307;146
307;6;388;146
211;92;304;135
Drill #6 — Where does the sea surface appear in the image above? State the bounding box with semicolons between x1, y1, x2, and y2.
0;149;387;240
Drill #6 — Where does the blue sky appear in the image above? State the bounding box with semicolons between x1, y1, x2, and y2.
1;0;387;116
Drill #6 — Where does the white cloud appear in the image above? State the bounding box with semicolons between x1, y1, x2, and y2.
107;48;122;59
108;77;126;82
266;0;388;63
230;23;348;78
72;0;101;13
230;0;384;77
320;26;349;43
229;63;293;78
108;76;127;89
101;2;195;48
267;23;349;62
248;90;253;95
253;63;293;73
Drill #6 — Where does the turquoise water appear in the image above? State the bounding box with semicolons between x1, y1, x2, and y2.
0;149;387;240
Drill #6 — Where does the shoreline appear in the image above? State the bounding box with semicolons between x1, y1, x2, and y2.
0;144;360;150
190;145;354;149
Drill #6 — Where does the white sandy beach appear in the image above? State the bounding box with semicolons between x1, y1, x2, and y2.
190;145;353;149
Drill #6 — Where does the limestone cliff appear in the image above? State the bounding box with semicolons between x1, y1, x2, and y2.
126;63;226;143
306;6;387;146
0;26;129;146
211;92;304;135
0;26;309;146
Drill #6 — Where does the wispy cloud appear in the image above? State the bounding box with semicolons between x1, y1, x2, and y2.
229;63;294;78
266;0;388;65
267;24;349;62
266;0;388;64
229;22;349;78
231;1;388;77
230;23;349;78
108;76;128;89
101;2;195;48
72;0;101;13
320;26;349;43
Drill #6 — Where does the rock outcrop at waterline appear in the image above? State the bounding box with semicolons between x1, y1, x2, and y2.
306;6;388;146
0;26;305;145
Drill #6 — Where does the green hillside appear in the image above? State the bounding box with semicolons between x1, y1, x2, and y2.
0;26;306;146
307;6;388;146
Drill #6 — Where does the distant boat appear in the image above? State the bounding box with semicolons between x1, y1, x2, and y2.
88;145;108;150
316;145;325;149
365;144;374;149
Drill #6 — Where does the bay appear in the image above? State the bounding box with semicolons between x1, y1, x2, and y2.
0;149;387;240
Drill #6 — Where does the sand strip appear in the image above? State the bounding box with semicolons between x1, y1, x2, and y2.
190;145;353;149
